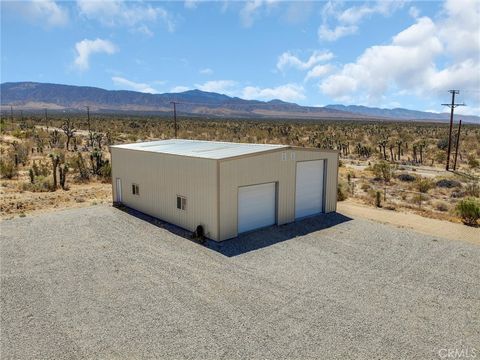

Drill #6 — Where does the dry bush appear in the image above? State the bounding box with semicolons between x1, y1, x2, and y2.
434;200;450;212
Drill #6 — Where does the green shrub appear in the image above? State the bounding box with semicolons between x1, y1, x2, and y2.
372;161;391;182
456;197;480;226
337;182;348;201
416;178;434;193
100;162;112;181
20;176;55;192
0;160;17;179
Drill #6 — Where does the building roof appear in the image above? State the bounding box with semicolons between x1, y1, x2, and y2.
111;139;289;160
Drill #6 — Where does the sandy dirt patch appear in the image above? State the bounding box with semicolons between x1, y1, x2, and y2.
338;199;479;245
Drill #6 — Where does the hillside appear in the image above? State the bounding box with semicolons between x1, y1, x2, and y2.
1;82;478;123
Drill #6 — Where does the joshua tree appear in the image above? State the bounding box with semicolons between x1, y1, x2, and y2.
378;139;388;160
418;140;426;164
62;119;76;151
49;129;61;148
59;164;69;190
389;143;395;162
395;139;403;161
49;153;60;189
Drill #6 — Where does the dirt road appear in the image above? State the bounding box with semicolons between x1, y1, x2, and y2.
338;199;479;245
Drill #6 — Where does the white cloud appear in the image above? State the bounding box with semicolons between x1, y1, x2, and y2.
305;64;333;82
199;68;214;75
409;6;420;19
319;0;480;110
112;77;158;94
73;38;117;71
184;0;198;9
318;0;406;41
76;0;175;33
277;50;333;72
242;84;305;102
171;86;191;93
240;0;279;27
135;25;154;37
9;0;69;27
195;80;237;94
318;25;357;42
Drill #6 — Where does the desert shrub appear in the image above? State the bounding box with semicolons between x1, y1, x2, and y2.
70;152;90;181
397;173;416;182
32;161;50;177
337;182;348;201
456;197;480;226
100;161;111;181
434;200;450;212
437;137;449;150
416;178;434;193
20;176;55;192
413;193;429;207
361;183;370;191
372;161;391;182
0;160;17;179
451;190;465;198
467;155;479;169
436;179;461;188
9;141;30;166
464;182;479;197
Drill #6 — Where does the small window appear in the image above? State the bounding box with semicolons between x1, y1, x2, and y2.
132;184;140;196
176;195;186;210
281;152;287;161
290;152;296;160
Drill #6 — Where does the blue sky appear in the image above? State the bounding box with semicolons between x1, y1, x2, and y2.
1;0;479;115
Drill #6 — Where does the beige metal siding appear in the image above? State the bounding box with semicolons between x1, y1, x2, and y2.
218;149;338;240
111;148;219;240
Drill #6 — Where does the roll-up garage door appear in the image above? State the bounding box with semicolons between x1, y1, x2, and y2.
238;183;276;233
295;160;324;219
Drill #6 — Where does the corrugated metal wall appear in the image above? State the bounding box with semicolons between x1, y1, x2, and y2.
218;149;338;240
111;148;219;240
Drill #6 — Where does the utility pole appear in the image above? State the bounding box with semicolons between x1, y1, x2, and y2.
44;108;48;130
86;106;92;147
170;101;177;139
442;90;465;171
453;120;462;171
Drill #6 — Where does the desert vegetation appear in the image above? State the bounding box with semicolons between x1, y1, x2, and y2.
1;111;479;225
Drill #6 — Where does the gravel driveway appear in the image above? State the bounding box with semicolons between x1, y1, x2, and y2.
1;205;479;359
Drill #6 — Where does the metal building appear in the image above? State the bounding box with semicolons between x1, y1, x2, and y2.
110;139;338;241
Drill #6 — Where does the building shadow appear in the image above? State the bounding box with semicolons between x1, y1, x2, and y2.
114;205;352;257
206;212;353;257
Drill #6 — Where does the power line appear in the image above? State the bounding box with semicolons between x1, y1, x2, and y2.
441;90;465;171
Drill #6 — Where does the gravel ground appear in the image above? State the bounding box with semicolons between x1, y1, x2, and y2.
1;205;479;360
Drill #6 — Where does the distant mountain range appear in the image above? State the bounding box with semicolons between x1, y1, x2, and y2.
1;82;478;123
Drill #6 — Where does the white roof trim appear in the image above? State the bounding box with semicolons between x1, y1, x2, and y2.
111;139;289;160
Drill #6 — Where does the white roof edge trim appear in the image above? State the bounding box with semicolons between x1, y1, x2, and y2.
110;139;291;160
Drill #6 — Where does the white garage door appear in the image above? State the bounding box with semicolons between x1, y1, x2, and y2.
295;160;325;219
238;183;276;233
